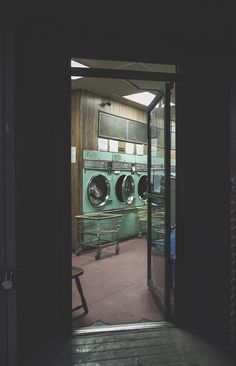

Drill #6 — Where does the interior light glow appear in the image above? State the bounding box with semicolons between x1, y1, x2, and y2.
156;101;175;109
71;60;89;80
159;101;175;108
124;92;175;108
123;92;156;106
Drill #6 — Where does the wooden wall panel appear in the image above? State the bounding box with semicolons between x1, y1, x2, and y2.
80;91;100;151
80;90;147;153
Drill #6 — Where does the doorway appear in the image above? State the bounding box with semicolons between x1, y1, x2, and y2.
70;59;176;329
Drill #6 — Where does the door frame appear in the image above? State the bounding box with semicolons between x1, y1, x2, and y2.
0;29;18;366
70;62;177;323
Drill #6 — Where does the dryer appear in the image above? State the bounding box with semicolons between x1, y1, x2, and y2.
82;150;113;214
135;155;148;236
135;155;148;206
111;153;139;239
112;153;136;210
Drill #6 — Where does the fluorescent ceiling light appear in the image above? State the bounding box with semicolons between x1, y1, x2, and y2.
123;92;156;106
71;60;89;80
124;92;175;108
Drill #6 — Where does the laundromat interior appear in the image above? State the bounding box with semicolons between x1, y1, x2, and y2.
71;59;176;328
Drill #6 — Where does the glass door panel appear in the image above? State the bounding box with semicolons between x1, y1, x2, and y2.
147;85;171;318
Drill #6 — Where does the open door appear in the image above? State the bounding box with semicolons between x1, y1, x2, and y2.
147;84;172;320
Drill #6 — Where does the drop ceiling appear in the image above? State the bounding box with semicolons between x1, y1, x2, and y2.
71;58;176;112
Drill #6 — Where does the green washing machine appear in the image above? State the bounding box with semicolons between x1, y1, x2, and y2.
82;150;114;214
111;152;136;209
79;150;118;254
134;154;148;206
134;155;148;236
111;153;140;240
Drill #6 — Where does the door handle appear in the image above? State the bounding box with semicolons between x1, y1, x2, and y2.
1;269;14;291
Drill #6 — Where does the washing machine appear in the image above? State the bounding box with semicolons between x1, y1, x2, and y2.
82;150;113;214
135;155;148;206
111;153;140;239
135;155;148;236
112;153;136;209
78;150;120;253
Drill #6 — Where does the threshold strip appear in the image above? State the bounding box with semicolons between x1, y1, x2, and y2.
72;321;169;336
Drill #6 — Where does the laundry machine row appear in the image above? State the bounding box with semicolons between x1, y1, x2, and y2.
81;150;148;241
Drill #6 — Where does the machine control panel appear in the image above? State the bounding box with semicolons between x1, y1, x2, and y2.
135;163;147;172
112;162;132;171
84;159;111;170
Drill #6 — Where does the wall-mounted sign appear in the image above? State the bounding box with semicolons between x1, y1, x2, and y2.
136;144;144;155
151;146;157;156
125;142;134;154
99;111;147;144
71;146;76;163
109;140;118;152
98;138;108;151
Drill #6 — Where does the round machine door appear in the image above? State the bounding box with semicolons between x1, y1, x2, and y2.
87;174;111;207
138;175;148;201
116;174;135;204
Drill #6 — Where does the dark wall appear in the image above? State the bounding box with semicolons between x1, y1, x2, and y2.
15;27;71;360
0;28;7;366
176;52;230;344
229;66;236;353
14;21;232;361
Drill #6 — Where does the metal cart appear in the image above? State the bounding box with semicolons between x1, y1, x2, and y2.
136;205;165;240
136;206;148;238
75;212;122;260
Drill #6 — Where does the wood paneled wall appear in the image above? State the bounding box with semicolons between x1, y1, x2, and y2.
80;90;147;152
71;89;147;249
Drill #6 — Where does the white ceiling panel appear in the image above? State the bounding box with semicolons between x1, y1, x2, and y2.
71;59;175;110
71;77;137;97
74;59;175;73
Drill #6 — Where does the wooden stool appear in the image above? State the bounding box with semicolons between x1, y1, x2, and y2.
72;266;88;314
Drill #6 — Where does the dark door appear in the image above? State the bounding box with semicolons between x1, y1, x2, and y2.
0;30;72;366
0;29;18;366
147;84;172;319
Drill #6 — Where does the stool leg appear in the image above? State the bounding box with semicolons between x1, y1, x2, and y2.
75;276;88;314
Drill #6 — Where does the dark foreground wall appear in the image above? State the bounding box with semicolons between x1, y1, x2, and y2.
15;27;72;361
13;22;232;362
176;53;230;342
229;66;236;353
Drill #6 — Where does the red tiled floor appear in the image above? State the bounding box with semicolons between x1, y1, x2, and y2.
72;237;163;328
